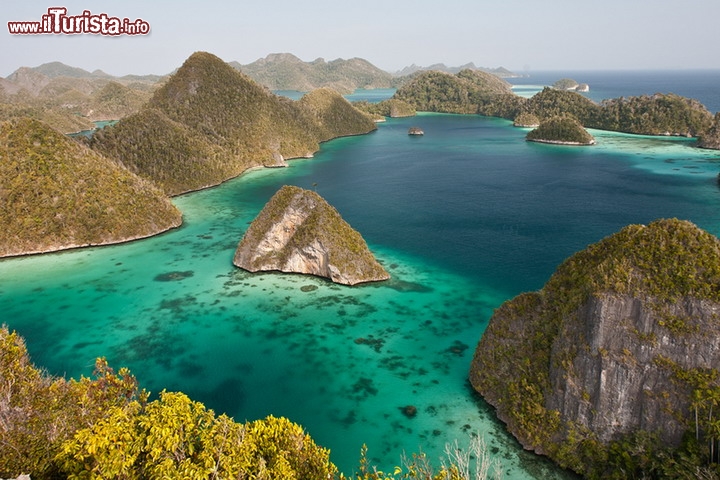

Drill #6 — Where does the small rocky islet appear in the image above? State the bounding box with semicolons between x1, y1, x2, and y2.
233;185;389;286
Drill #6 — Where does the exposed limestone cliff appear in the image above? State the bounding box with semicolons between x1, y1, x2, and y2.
469;219;720;477
234;185;389;285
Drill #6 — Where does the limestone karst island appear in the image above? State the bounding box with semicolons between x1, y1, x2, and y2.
470;218;720;478
234;185;390;286
3;47;720;480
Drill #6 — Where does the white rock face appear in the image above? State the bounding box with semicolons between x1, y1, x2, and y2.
547;294;720;445
233;185;389;285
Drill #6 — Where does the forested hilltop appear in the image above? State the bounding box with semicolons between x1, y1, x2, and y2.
393;73;716;144
90;51;377;196
0;117;181;258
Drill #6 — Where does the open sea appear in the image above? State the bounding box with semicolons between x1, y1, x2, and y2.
2;71;720;478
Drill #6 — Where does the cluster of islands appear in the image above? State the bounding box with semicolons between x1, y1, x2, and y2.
2;51;720;479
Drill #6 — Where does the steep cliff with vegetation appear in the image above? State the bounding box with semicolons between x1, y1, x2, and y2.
91;52;375;195
0;117;181;258
470;219;720;478
526;115;595;145
698;113;720;149
233;53;394;94
234;185;389;285
393;69;513;114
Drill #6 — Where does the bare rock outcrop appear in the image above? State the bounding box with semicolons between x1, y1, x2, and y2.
233;185;389;285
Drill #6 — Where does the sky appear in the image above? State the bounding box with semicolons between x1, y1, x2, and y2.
2;0;719;78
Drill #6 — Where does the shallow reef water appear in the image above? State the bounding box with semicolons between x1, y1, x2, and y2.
3;111;720;478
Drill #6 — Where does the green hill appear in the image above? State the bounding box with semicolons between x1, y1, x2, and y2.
233;53;394;94
0;117;181;258
521;87;600;125
594;93;713;137
393;69;513;114
526;115;596;145
91;52;376;195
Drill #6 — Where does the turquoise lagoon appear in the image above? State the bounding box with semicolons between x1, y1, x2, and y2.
3;112;720;478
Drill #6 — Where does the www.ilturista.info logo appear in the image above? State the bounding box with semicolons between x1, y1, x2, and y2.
8;7;150;35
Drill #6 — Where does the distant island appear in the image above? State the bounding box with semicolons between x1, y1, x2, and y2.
392;73;716;147
0;62;160;133
232;53;394;95
0;55;520;133
394;62;521;78
552;78;589;92
526;115;596;145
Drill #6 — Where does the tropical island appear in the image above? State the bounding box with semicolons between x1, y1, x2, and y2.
0;52;377;257
389;70;716;146
553;78;590;92
525;115;596;145
470;218;720;478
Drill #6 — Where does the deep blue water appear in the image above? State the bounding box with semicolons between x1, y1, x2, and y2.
1;72;720;478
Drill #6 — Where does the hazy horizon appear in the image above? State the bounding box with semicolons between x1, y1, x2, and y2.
2;0;718;78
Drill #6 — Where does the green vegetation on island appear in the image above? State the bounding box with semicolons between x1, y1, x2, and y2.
393;70;513;114
469;219;720;478
596;93;713;136
233;53;394;94
552;78;589;92
0;117;181;258
91;52;376;196
298;88;380;141
526;115;596;145
698;113;720;149
513;111;540;127
521;87;599;126
395;75;716;145
353;98;417;118
0;64;157;133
